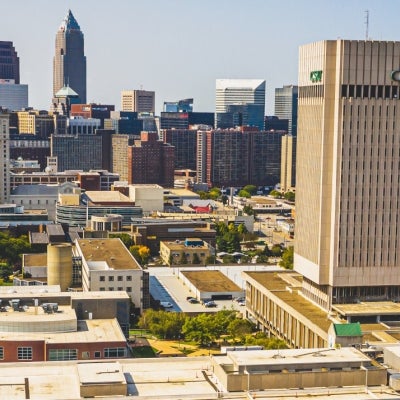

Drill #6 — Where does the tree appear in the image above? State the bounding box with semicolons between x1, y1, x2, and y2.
180;252;188;264
228;318;254;341
138;309;186;339
279;246;294;269
269;189;282;198
205;255;216;265
243;205;255;216
270;244;283;257
0;264;14;282
243;185;257;196
192;253;201;264
284;191;295;202
238;189;251;198
221;195;229;205
129;245;151;266
109;233;133;248
0;232;31;269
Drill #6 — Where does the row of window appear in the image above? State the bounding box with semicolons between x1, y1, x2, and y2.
99;287;132;292
99;275;132;282
0;347;127;361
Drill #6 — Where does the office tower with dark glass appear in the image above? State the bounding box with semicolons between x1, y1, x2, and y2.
295;40;400;310
274;85;298;136
215;79;265;130
0;41;20;83
53;10;86;104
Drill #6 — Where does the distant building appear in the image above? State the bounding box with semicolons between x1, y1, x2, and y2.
274;85;298;136
216;79;265;130
51;85;80;116
0;81;28;111
280;135;296;191
164;98;193;112
128;131;175;187
104;111;143;134
197;127;284;188
264;115;289;132
9;135;50;170
53;10;86;103
70;103;115;128
0;41;20;83
121;90;155;113
160;111;214;130
160;238;211;266
111;134;137;181
0;112;10;202
68;116;100;135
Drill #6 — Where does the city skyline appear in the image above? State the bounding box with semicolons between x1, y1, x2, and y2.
2;0;398;114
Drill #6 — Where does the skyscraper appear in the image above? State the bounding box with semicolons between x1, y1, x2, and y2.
0;112;10;203
0;41;20;83
295;40;400;310
215;79;265;129
53;10;86;104
274;85;298;136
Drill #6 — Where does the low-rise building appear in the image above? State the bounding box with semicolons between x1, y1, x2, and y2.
160;238;212;266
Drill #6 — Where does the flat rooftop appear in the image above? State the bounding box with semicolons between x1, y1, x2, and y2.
245;271;332;331
77;361;125;385
182;270;242;292
84;190;132;203
77;238;141;270
333;302;400;317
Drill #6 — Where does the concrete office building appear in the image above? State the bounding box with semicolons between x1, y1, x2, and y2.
53;10;86;103
121;90;155;113
295;40;400;310
0;112;10;203
274;85;298;136
280;134;296;191
216;79;265;130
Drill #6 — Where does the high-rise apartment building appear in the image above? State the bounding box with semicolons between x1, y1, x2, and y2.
215;79;265;129
274;85;298;136
295;40;400;310
0;41;19;83
53;10;87;104
197;127;283;188
0;112;10;203
121;90;155;113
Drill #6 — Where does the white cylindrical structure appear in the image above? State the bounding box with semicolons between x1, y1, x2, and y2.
47;243;73;291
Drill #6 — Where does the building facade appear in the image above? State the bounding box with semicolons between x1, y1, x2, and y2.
216;79;265;130
53;10;86;103
274;85;298;136
121;90;155;113
0;41;19;83
0;82;28;111
295;40;400;310
0;112;10;203
280;134;296;191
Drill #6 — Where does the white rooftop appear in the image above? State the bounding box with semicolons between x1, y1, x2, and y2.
216;79;265;90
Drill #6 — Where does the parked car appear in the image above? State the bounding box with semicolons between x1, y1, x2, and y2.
187;298;199;304
204;301;217;308
160;301;173;308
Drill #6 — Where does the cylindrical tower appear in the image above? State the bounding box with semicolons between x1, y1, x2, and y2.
47;243;73;291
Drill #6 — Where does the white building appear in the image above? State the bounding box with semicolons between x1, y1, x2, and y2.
128;184;164;214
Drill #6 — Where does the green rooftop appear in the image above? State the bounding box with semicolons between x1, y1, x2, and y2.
334;323;362;337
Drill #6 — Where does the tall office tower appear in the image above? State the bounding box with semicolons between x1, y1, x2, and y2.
215;79;265;129
111;134;136;181
0;41;19;83
121;90;155;113
295;40;400;310
280;135;296;191
274;85;298;136
128;132;175;187
0;112;10;203
53;10;87;104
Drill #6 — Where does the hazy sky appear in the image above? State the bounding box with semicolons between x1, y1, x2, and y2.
2;0;398;114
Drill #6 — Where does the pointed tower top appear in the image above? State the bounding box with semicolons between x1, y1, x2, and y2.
59;9;81;31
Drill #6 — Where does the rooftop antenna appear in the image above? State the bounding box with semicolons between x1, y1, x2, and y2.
364;10;369;40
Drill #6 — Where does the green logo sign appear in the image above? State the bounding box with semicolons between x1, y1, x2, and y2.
310;70;323;83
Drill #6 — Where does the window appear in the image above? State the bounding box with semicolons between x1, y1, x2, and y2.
94;351;101;358
108;287;114;291
104;348;126;358
126;276;132;281
108;276;114;282
117;287;123;291
0;347;3;360
82;351;90;359
99;287;105;291
117;276;123;281
126;287;132;292
18;347;32;360
99;276;105;282
48;349;77;361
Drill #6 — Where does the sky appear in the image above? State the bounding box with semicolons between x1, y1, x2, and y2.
2;0;399;114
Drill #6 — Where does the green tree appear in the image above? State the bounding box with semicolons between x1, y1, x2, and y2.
0;232;31;269
284;191;295;202
109;233;133;248
138;310;186;339
243;185;257;195
279;246;294;269
270;244;283;257
243;205;255;216
269;189;282;198
0;264;14;282
180;252;188;264
221;195;229;205
205;255;216;264
238;189;251;198
228;318;254;342
256;254;269;264
222;254;236;264
244;332;287;349
192;253;201;264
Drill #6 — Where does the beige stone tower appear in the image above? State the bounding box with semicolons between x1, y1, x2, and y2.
295;40;400;309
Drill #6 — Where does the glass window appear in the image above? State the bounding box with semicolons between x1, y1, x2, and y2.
104;348;126;358
99;276;105;282
0;347;3;360
126;287;132;292
94;351;101;358
48;349;77;361
117;276;123;281
18;347;32;360
126;276;132;281
108;276;114;281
